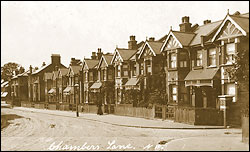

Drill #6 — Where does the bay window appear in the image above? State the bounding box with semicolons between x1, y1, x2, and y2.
226;83;236;102
226;43;236;64
170;53;177;68
171;85;177;103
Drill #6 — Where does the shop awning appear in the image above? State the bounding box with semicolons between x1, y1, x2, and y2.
125;77;139;86
63;86;72;93
48;88;56;94
184;68;219;87
90;82;102;89
1;92;8;97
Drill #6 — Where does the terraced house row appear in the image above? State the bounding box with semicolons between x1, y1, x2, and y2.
10;11;249;126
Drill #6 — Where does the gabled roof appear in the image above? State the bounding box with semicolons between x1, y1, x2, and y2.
83;59;99;70
69;65;81;75
97;54;113;69
189;20;222;46
212;13;249;42
32;62;66;75
139;41;163;58
230;15;249;33
172;31;196;46
103;54;113;65
161;30;195;52
111;48;137;63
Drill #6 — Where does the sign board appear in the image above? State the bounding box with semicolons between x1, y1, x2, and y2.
220;99;226;111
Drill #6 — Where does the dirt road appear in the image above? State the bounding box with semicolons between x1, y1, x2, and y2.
1;107;248;151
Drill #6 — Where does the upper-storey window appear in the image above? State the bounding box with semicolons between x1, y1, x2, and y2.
145;60;151;74
196;50;203;67
103;69;107;80
89;72;93;81
179;52;187;68
140;62;144;75
208;48;216;66
123;64;129;76
170;53;177;68
117;65;121;77
226;43;236;64
132;63;137;76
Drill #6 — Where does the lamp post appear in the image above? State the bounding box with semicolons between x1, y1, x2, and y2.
75;83;79;117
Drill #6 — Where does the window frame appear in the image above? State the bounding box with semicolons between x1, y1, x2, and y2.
208;48;217;67
196;50;203;67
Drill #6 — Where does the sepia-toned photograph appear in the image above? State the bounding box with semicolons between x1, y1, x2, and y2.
1;1;249;151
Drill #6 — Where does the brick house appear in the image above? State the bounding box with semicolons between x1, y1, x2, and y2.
160;11;249;125
111;36;144;105
64;58;81;105
44;72;53;102
82;49;102;104
211;12;249;126
57;68;69;103
10;70;29;105
90;53;114;112
137;37;166;107
28;54;66;102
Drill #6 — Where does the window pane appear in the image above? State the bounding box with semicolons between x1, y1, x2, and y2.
173;95;177;101
173;86;177;94
226;43;235;54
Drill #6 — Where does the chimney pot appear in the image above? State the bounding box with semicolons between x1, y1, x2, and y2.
179;16;192;32
149;37;155;42
130;35;135;41
203;20;211;25
182;16;190;23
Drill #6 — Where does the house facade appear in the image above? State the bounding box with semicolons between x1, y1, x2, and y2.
28;54;66;103
82;49;101;104
10;70;29;105
137;38;166;107
90;53;115;113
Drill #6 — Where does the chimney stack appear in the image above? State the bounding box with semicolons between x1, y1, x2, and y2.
91;52;97;60
148;37;155;42
203;20;211;25
42;62;46;67
70;58;81;66
128;35;137;50
97;48;103;60
179;16;192;32
51;54;61;65
29;65;32;75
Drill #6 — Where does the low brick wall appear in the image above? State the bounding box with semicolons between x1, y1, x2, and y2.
35;103;45;109
60;104;70;111
175;106;223;125
21;101;32;108
48;104;57;110
114;104;154;119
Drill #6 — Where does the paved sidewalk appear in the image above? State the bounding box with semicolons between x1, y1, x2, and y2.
12;106;225;129
166;136;249;151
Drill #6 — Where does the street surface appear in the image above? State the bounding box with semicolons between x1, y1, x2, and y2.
1;102;249;151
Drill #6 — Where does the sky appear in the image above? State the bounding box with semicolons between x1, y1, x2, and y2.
1;1;249;70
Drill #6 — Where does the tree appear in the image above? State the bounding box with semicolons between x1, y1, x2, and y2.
1;62;24;81
226;49;249;115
